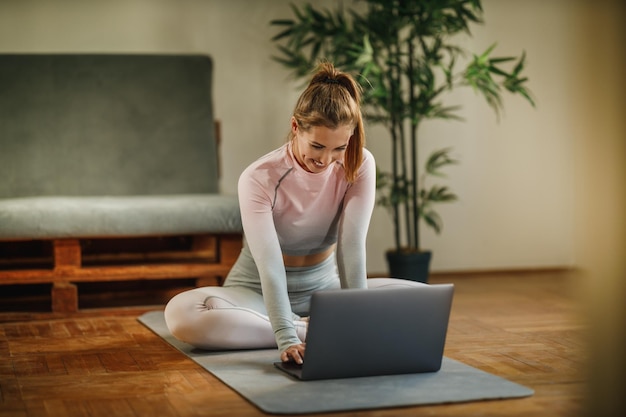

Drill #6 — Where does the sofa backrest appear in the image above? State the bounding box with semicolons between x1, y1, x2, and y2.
0;54;219;198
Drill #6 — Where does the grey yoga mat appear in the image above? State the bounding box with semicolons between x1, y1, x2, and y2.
138;311;534;415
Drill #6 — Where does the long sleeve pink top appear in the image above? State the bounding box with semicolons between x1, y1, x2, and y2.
237;141;376;351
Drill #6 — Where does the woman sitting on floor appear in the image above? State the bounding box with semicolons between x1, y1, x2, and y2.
164;62;422;364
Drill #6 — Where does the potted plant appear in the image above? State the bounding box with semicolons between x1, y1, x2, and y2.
270;0;534;282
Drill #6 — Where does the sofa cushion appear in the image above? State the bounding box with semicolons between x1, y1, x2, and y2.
0;195;242;240
0;54;219;198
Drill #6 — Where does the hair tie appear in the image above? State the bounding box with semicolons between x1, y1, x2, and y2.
324;77;340;85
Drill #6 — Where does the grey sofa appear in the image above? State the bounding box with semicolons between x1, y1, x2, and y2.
0;54;243;315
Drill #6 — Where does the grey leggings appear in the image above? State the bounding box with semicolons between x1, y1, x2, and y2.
164;251;425;350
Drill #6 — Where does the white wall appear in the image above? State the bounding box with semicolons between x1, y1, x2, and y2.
0;0;605;274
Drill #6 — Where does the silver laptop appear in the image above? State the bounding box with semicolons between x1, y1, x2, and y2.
273;283;454;380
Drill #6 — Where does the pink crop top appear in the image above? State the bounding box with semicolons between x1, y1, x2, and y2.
237;142;376;351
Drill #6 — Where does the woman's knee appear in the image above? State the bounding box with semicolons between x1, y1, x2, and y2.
163;289;207;342
163;286;274;350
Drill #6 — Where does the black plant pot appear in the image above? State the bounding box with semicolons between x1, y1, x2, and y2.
385;250;432;283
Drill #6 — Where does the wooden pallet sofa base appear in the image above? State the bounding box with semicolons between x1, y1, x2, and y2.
0;234;242;314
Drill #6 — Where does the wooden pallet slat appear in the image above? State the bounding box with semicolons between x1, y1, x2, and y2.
0;233;243;316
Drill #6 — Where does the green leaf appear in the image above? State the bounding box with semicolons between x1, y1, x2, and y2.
478;43;497;64
489;56;515;64
270;19;295;26
487;65;509;77
425;148;458;177
427;185;458;202
290;3;305;22
512;51;527;76
354;34;374;67
422;210;443;234
430;104;464;121
270;26;294;42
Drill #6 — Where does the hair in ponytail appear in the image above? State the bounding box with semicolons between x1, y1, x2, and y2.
290;62;365;183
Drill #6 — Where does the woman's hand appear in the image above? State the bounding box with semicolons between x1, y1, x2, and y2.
280;343;306;364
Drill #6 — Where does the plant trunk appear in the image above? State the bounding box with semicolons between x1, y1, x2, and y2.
386;47;401;252
411;124;420;252
390;122;401;251
408;38;419;252
393;41;411;251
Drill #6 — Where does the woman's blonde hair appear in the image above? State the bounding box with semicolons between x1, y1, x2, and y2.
290;62;365;183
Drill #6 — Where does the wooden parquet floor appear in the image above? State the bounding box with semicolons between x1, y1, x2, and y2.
0;271;586;417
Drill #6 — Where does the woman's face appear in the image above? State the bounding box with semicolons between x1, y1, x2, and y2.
291;118;353;174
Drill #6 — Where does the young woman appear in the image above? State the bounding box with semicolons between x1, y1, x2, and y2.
164;62;422;364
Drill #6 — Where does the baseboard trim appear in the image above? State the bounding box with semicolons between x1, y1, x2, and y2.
368;266;574;279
